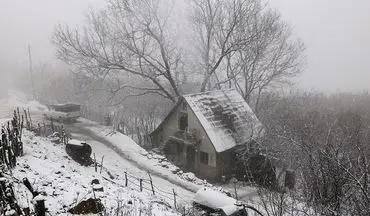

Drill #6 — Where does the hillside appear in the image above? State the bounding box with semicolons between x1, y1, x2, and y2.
0;91;266;215
2;127;187;215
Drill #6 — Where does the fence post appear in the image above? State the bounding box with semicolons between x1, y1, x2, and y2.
139;179;143;192
125;172;128;187
173;189;177;209
27;107;32;128
17;108;21;126
50;120;54;132
100;156;104;174
93;153;97;172
147;172;155;195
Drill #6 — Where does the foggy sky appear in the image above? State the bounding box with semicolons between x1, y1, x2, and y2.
1;0;370;92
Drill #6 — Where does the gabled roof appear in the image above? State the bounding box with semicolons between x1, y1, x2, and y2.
151;89;264;153
184;89;263;152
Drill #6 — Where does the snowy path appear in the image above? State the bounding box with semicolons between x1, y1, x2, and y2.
67;122;195;202
0;100;195;207
0;99;14;121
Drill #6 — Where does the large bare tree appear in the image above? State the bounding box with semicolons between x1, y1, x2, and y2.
54;0;304;107
229;9;305;111
53;0;186;104
190;0;305;110
190;0;262;92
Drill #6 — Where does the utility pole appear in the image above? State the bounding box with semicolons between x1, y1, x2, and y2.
28;44;36;100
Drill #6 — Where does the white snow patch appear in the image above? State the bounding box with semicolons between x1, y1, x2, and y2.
7;130;181;216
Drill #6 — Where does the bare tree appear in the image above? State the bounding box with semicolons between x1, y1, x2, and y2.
190;0;305;110
229;9;305;111
53;0;186;104
259;92;370;215
190;0;263;92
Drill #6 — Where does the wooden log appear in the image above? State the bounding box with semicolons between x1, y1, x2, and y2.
173;189;177;209
125;172;128;187
139;179;143;192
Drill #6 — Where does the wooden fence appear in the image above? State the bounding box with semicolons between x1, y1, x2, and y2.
99;168;193;212
1;108;194;215
0;108;68;216
1;109;24;170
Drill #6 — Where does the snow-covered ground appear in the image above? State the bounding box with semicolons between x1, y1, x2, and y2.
69;122;196;201
0;90;47;123
7;130;182;215
73;119;258;197
0;90;271;215
0;91;188;215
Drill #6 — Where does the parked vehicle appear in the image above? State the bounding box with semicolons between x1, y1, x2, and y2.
44;103;81;123
193;188;263;216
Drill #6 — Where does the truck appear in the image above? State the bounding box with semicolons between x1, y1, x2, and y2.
44;103;81;123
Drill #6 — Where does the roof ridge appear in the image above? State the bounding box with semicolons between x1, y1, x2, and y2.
182;88;237;97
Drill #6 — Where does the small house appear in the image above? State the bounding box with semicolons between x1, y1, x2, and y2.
150;89;264;180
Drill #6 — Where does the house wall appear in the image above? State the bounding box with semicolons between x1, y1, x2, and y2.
153;104;181;149
161;105;181;148
186;102;219;179
154;100;220;180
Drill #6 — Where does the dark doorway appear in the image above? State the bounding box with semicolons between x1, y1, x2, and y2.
179;114;188;130
186;145;196;170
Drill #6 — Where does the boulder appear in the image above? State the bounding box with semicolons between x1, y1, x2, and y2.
68;198;104;214
65;140;92;166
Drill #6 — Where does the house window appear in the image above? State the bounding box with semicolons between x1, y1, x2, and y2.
179;114;188;130
200;151;209;165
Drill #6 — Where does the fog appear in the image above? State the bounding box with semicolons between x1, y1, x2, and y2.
1;0;370;92
270;0;370;92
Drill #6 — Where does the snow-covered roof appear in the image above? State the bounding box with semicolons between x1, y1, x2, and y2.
184;89;263;152
193;187;245;215
193;187;237;209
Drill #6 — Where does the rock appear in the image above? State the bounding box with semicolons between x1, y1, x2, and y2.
65;142;92;166
51;137;60;144
182;172;196;182
91;179;100;185
68;198;104;215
